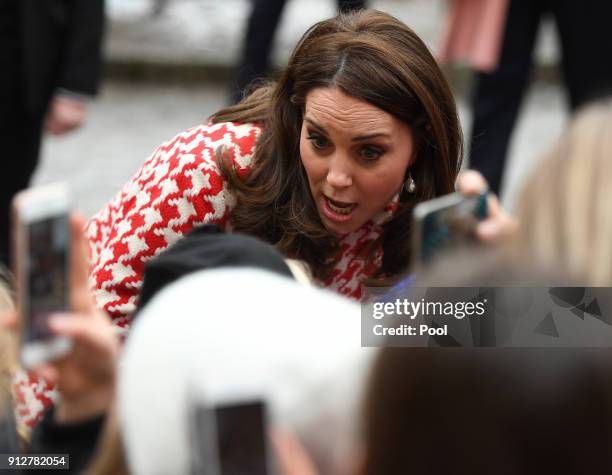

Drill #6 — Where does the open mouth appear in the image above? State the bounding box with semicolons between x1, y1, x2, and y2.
326;197;356;214
322;195;358;222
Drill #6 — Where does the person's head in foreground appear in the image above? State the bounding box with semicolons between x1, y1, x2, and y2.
361;348;612;475
515;97;612;285
214;9;462;279
87;267;367;475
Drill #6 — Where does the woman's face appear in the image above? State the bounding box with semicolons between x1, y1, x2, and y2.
300;87;414;236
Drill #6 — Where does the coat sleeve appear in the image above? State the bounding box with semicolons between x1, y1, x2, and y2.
85;122;262;330
437;0;510;73
58;0;105;96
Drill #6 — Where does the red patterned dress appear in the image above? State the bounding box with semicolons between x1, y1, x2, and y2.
14;121;398;427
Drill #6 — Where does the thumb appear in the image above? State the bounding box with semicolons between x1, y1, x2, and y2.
70;213;94;314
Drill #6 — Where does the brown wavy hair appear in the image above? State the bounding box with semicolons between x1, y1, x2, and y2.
211;10;462;280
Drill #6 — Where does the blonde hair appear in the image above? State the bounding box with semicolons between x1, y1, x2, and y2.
0;265;21;449
284;259;315;287
0;267;16;427
514;98;612;285
84;406;128;475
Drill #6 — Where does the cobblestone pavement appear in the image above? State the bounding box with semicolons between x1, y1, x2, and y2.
106;0;447;67
106;0;559;68
33;80;567;218
34;83;225;218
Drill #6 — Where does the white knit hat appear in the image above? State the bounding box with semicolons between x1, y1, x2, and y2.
119;268;375;475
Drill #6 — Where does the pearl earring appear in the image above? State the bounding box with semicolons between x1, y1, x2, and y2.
404;172;416;193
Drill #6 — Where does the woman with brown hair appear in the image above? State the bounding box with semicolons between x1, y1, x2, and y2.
86;9;508;328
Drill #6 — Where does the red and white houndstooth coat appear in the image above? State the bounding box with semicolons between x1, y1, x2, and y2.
14;121;398;428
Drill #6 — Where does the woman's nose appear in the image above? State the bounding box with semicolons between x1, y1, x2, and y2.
326;154;353;188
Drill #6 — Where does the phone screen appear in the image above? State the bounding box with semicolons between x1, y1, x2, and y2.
191;400;270;475
418;193;487;265
216;401;269;475
24;214;69;343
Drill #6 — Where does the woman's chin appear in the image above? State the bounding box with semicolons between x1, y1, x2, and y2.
319;213;363;236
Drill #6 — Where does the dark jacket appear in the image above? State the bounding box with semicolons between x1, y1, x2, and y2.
20;0;105;117
26;407;105;474
0;401;103;474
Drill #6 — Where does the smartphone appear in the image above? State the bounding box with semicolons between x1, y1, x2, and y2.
412;191;488;269
12;183;72;369
190;399;274;475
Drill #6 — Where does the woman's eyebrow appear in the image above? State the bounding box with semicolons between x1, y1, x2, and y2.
352;133;391;141
304;117;327;134
305;117;390;141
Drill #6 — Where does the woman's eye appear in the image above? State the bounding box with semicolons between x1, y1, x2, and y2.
307;133;329;150
360;146;384;161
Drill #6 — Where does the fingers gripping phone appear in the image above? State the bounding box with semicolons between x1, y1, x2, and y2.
12;183;72;369
190;399;274;475
412;191;488;269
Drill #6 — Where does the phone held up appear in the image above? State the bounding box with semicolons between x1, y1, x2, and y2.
12;183;72;369
412;191;488;270
190;398;275;475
